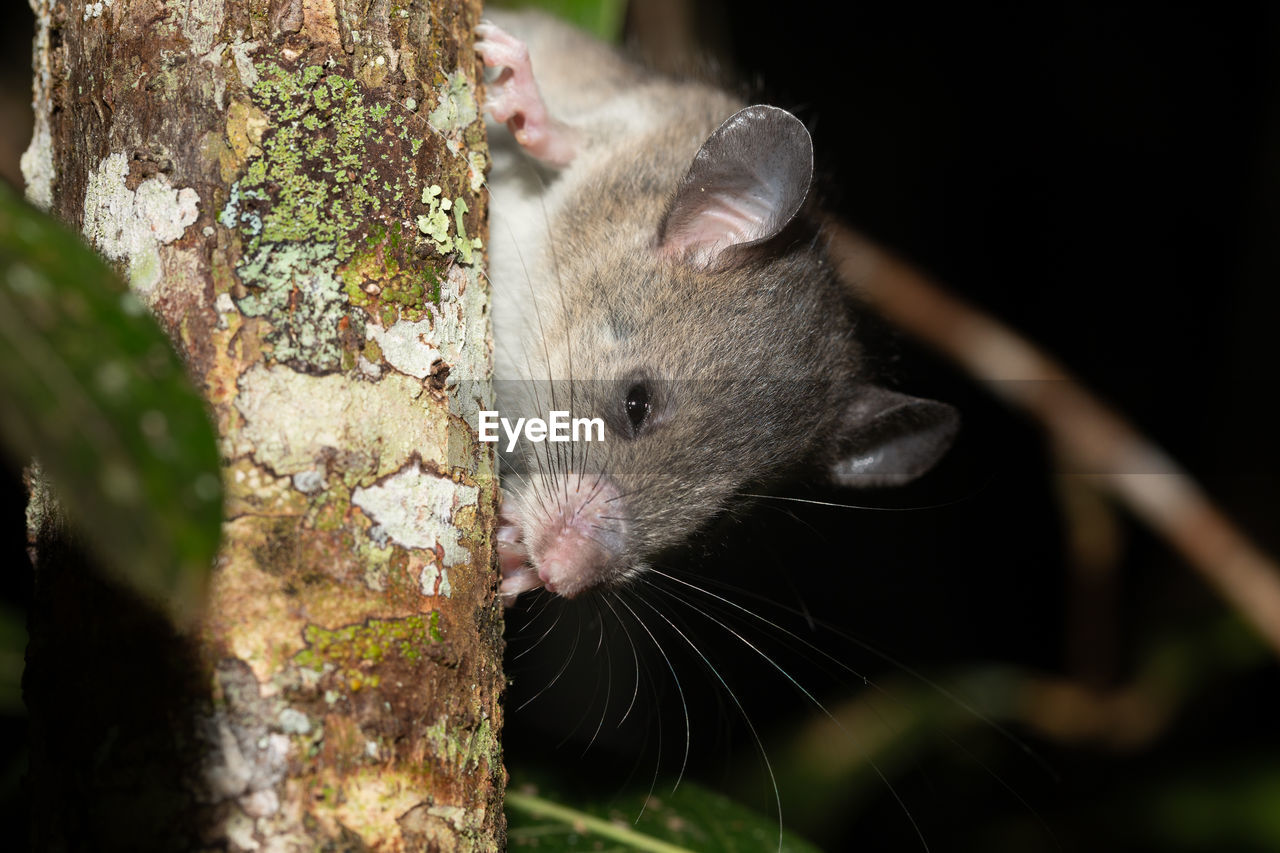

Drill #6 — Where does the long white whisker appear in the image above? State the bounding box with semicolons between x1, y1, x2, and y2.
582;603;614;754
656;566;1057;781
615;590;691;790
511;596;566;661
517;606;582;711
601;594;642;727
628;588;785;853
640;572;930;853
740;492;967;512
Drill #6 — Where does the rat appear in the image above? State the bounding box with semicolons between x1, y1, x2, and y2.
476;10;958;603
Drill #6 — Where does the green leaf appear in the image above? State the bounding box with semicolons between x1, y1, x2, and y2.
492;0;629;43
0;182;222;625
506;772;822;852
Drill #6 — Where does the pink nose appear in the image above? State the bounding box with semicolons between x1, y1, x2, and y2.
528;474;626;598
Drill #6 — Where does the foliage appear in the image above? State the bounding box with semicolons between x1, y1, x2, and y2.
507;771;821;852
0;182;222;625
491;0;628;42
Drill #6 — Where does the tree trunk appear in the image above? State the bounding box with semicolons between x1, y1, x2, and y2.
22;0;504;849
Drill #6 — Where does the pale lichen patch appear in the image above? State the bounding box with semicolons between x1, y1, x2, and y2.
233;364;451;479
435;264;492;424
82;152;200;296
419;563;452;598
351;465;478;566
467;150;487;193
415;184;481;263
292;470;326;494
180;0;226;56
230;40;261;87
223;806;259;850
20;5;53;209
278;708;311;735
364;316;440;380
234;242;361;372
427;70;478;145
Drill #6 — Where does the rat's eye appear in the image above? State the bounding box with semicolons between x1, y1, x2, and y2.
624;383;651;433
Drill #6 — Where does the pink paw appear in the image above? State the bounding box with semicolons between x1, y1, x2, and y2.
476;20;579;167
496;513;541;605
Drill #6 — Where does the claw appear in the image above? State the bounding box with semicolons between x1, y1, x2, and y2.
474;20;579;167
496;511;540;605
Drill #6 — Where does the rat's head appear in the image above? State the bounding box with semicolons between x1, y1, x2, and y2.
497;107;958;601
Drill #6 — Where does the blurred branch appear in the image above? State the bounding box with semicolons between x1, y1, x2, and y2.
827;221;1280;660
766;616;1263;830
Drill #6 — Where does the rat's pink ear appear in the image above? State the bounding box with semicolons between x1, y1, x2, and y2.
657;105;813;268
828;386;959;487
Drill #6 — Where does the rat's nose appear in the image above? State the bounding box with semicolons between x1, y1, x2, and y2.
528;473;626;598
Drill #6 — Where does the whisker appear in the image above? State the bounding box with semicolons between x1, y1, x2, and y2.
740;492;970;512
628;588;785;853
516;607;582;711
511;596;566;662
639;572;930;853
582;602;614;755
553;604;611;751
600;593;642;727
654;566;1058;781
615;590;691;791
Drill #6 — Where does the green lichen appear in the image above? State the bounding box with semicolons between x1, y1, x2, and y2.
422;714;493;773
425;267;442;307
427;70;477;134
236;69;380;252
294;614;439;690
340;225;445;324
415;184;480;263
220;61;442;371
235;242;361;371
307;482;352;533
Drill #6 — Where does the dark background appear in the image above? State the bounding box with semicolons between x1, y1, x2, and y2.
2;2;1278;851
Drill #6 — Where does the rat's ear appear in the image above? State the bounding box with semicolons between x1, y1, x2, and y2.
828;386;959;487
657;105;813;268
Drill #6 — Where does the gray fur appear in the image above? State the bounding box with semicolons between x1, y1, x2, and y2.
486;10;956;598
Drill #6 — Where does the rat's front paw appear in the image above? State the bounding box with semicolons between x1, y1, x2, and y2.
497;513;541;604
476;20;579;167
475;21;532;127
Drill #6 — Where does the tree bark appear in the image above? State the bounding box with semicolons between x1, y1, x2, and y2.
22;0;504;849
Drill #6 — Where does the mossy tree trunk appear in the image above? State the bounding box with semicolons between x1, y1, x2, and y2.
22;0;504;849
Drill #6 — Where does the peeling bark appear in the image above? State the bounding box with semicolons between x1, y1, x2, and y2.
23;0;504;849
